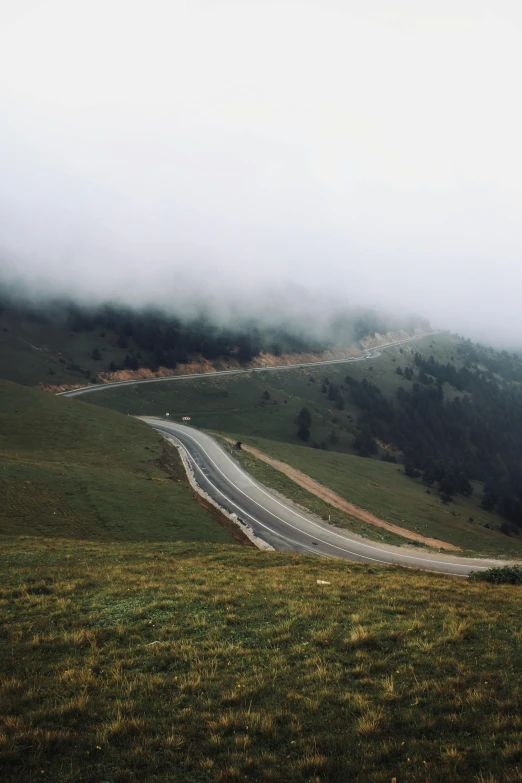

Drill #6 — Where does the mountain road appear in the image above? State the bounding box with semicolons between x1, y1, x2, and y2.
59;332;439;397
141;419;508;576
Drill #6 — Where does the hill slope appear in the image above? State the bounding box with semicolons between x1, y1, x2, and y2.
1;535;522;783
85;331;522;551
222;434;522;558
83;333;451;450
0;293;427;387
0;381;234;544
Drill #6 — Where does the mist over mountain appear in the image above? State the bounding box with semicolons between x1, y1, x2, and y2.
0;281;430;376
2;1;522;346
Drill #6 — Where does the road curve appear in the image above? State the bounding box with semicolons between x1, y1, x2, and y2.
59;331;440;398
141;418;506;577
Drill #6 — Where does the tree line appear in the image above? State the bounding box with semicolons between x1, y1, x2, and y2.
0;292;427;372
344;351;522;530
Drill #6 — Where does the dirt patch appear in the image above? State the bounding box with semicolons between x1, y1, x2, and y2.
375;439;403;457
36;382;87;393
360;328;427;350
97;347;367;383
222;438;461;552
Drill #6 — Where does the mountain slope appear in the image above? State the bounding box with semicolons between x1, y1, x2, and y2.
84;331;522;549
0;293;428;388
0;381;234;544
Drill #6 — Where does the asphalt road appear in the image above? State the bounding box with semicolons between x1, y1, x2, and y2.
59;331;440;397
142;418;506;576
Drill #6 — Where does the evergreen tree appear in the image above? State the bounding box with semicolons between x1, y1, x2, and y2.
296;407;312;442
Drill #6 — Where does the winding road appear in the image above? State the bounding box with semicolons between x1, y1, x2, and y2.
141;419;505;576
59;332;438;397
60;330;509;574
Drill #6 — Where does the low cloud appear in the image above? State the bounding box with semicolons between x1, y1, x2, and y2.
1;1;522;346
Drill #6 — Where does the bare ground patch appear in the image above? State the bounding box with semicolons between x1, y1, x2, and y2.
222;437;461;551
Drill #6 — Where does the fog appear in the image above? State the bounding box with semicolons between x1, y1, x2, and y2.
1;1;522;345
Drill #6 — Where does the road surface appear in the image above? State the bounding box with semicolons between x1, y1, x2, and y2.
141;418;506;577
59;331;440;397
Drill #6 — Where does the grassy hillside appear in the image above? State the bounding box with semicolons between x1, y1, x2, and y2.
0;381;234;544
86;331;522;555
87;368;342;444
86;333;452;451
220;435;522;559
1;535;522;783
0;308;126;387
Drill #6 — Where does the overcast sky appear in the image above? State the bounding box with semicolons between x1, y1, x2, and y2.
1;0;521;343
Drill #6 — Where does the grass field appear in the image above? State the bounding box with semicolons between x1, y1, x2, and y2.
343;332;463;396
87;367;359;450
1;535;522;783
86;333;465;453
0;381;234;544
215;434;522;559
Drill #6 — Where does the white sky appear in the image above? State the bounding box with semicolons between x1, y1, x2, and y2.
1;0;521;342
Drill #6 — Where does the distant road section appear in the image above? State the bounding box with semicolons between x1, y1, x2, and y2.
59;331;440;398
141;418;506;577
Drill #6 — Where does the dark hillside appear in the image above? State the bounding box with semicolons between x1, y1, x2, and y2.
0;290;429;386
344;345;522;530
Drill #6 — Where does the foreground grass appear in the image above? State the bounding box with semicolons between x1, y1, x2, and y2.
0;381;232;544
215;433;522;559
1;536;522;783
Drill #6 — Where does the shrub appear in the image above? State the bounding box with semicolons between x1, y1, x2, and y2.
469;566;522;584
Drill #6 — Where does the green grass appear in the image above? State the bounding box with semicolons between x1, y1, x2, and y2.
87;367;360;450
0;308;189;388
342;333;464;396
2;535;522;782
212;433;522;559
83;331;522;558
87;333;467;454
0;381;234;544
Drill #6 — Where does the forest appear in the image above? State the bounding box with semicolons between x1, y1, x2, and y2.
344;346;522;530
0;292;427;370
